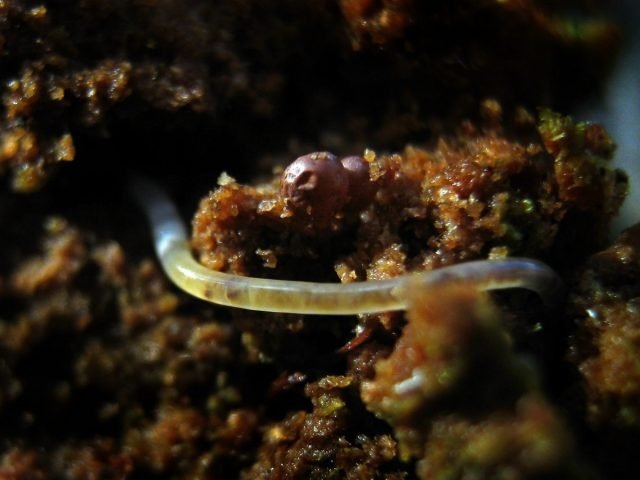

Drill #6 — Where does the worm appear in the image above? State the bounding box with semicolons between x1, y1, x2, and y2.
130;175;564;315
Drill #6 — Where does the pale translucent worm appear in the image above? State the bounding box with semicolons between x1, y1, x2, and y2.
131;176;564;315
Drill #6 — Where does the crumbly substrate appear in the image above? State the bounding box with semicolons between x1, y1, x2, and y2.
193;109;626;281
1;1;637;479
363;284;592;479
0;109;633;479
0;0;618;191
569;224;640;428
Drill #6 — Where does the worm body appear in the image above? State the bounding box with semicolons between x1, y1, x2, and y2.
131;175;563;315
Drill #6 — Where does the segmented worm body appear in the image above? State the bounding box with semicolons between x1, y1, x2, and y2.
131;176;563;315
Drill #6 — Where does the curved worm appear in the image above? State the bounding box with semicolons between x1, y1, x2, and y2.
130;175;564;315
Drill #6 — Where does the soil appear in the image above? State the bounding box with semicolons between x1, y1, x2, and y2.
1;1;637;479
